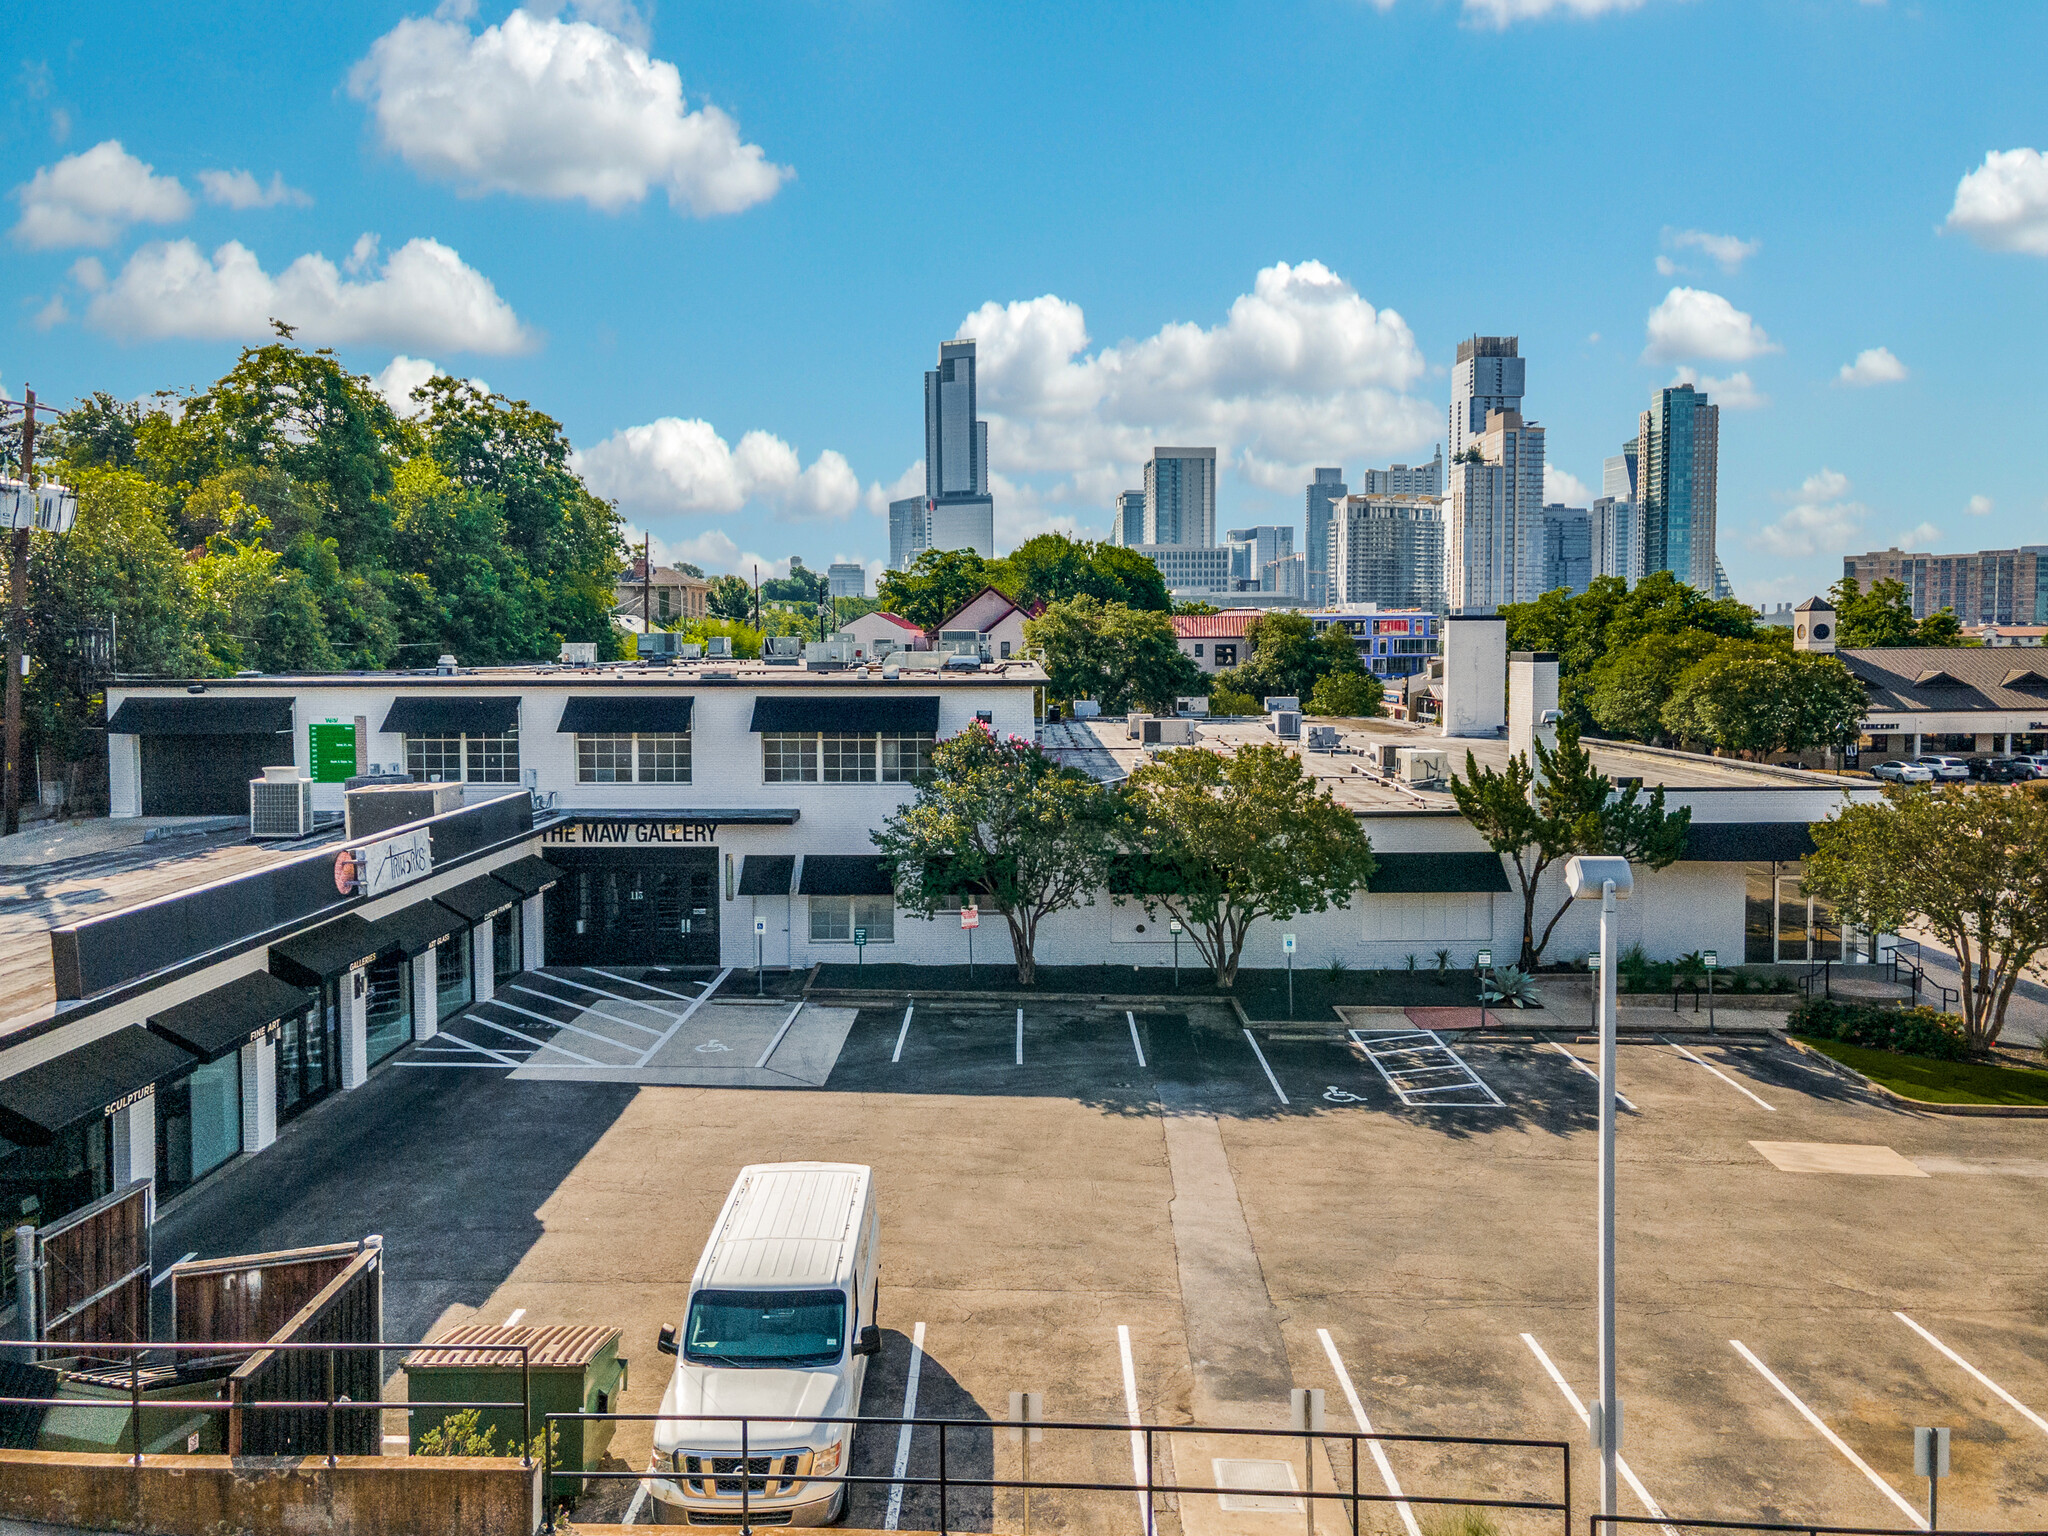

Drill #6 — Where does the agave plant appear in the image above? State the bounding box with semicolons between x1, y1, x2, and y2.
1480;965;1543;1009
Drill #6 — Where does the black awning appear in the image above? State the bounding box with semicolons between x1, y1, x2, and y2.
798;855;896;896
1682;822;1818;862
737;855;795;896
556;695;694;734
0;1026;197;1146
749;696;940;734
491;855;562;898
148;972;313;1063
105;696;293;736
1366;852;1512;894
379;696;520;736
270;912;384;985
366;899;469;958
434;874;524;924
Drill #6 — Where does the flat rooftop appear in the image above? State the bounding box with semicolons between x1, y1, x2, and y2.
108;659;1049;689
1041;715;1854;813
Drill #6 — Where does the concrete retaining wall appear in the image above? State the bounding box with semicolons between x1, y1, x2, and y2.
0;1450;541;1536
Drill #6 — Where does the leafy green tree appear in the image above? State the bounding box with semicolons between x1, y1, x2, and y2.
1659;643;1867;759
1025;597;1200;714
1213;612;1357;704
1449;721;1692;967
1003;533;1170;612
188;535;340;674
762;557;829;604
1173;600;1221;617
1307;670;1383;718
1915;609;1964;645
1123;744;1377;987
679;615;765;658
1209;687;1258;717
875;723;1119;984
385;458;550;664
1584;630;1724;742
1828;577;1916;648
1805;785;2048;1051
706;574;754;622
877;548;998;632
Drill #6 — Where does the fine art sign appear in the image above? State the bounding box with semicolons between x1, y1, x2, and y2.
541;819;719;846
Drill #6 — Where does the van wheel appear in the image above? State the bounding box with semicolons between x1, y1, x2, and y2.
825;1486;848;1525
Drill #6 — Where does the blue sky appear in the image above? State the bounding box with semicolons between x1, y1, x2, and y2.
5;0;2045;604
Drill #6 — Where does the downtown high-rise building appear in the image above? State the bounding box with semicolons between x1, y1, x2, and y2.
1447;408;1546;610
1360;446;1444;497
922;339;996;556
1304;467;1347;606
1638;384;1719;593
1224;525;1294;585
1144;447;1217;547
1109;489;1146;547
1540;504;1593;597
1842;544;2048;624
888;495;925;572
1591;496;1645;586
1329;493;1445;613
1603;439;1638;501
1449;337;1526;469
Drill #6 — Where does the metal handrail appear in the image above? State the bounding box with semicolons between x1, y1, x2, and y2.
0;1337;540;1470
537;1410;1575;1536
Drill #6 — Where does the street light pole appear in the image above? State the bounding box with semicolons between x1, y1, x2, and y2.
4;387;39;839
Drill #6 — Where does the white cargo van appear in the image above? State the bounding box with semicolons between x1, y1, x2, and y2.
644;1163;880;1526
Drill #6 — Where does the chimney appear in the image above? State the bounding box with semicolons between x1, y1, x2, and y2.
1440;612;1507;738
1508;651;1560;765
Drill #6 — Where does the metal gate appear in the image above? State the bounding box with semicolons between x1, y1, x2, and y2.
34;1180;153;1354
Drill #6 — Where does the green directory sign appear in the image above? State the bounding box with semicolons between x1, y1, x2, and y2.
309;721;358;784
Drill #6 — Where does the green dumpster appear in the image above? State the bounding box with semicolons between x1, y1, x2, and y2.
404;1323;627;1491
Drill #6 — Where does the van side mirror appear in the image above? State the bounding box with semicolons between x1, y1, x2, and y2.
658;1324;678;1356
854;1326;881;1358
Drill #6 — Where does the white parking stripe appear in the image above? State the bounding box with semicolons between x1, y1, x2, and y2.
465;1011;606;1066
477;997;634;1056
1015;1008;1024;1067
1895;1312;2048;1438
423;1026;529;1068
1519;1333;1674;1530
1317;1329;1420;1536
1546;1041;1639;1112
633;967;731;1066
892;1004;914;1064
622;1482;649;1526
756;999;804;1069
1127;1011;1146;1068
884;1320;927;1530
151;1253;198;1288
525;973;680;1023
1728;1340;1925;1528
502;1307;526;1327
585;966;706;1002
1661;1037;1775;1111
512;980;668;1034
1242;1030;1290;1105
1116;1325;1153;1536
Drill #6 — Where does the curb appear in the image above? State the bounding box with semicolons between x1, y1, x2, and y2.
1783;1035;2048;1118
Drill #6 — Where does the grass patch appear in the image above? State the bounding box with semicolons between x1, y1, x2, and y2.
1793;1036;2048;1106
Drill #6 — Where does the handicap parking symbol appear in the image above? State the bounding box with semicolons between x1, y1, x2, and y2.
695;1039;732;1054
1322;1085;1366;1103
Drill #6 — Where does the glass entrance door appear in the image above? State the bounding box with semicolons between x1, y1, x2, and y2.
1774;875;1843;962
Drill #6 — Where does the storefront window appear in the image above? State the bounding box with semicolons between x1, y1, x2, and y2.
156;1058;242;1198
493;906;523;982
364;956;413;1065
0;1118;114;1302
1743;863;1776;965
436;937;473;1021
277;997;339;1123
809;896;895;944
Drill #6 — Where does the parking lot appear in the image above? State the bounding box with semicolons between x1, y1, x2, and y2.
154;970;2048;1532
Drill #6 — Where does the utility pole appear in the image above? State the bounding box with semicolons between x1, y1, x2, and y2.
752;564;761;630
5;387;40;838
641;535;652;632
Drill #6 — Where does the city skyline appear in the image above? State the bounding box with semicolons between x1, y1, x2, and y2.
4;3;2044;603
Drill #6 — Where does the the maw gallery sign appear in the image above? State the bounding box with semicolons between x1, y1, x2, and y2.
542;819;719;847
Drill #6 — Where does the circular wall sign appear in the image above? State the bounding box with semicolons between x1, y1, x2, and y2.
334;849;358;894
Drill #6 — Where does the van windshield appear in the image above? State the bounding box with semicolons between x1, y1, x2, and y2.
684;1289;846;1367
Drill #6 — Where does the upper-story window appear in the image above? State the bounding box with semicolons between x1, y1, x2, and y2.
407;729;520;784
763;731;935;784
577;732;692;784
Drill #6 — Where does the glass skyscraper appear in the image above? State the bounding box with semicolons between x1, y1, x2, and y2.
922;339;995;556
1638;385;1719;593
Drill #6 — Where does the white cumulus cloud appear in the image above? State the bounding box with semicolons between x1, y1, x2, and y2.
198;168;313;210
371;355;491;416
1544;465;1592;505
85;236;533;354
1895;521;1942;549
1643;287;1778;364
348;8;790;216
1460;0;1644;26
1944;148;2048;256
576;418;863;523
1835;346;1907;387
1750;468;1867;559
1665;228;1761;274
964;259;1436;505
9;139;192;249
630;526;793;582
1669;366;1768;410
1967;494;1993;516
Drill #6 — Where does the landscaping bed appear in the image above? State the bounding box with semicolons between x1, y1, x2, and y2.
809;962;1542;1019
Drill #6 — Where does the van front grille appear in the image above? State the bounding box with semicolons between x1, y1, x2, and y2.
677;1451;807;1498
689;1513;792;1526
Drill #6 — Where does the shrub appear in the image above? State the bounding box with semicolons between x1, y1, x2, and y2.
1789;998;1971;1061
1209;688;1258;717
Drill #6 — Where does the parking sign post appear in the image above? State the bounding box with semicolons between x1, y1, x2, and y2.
1169;919;1182;990
854;926;867;970
1477;947;1493;1031
1914;1425;1950;1530
1283;934;1296;1016
962;903;979;983
754;917;766;996
1702;949;1718;1033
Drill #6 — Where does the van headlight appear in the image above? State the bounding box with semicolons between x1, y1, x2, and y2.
811;1440;843;1477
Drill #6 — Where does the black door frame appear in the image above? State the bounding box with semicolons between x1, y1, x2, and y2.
543;848;720;968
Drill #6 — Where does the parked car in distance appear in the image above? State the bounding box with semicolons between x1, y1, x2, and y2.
1966;756;2037;782
1909;755;1972;781
2013;754;2048;777
1871;759;1937;784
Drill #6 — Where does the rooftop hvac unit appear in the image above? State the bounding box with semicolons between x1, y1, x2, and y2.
1270;710;1302;740
1070;700;1102;718
762;635;801;664
1175;696;1211;716
1126;713;1151;740
560;641;598;665
250;771;314;839
633;631;680;660
1306;725;1340;752
1376;743;1403;773
676;642;704;660
1142;718;1196;746
1396;747;1450;786
1263;696;1300;713
707;636;734;659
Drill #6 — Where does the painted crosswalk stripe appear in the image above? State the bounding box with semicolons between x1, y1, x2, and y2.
884;1321;927;1530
